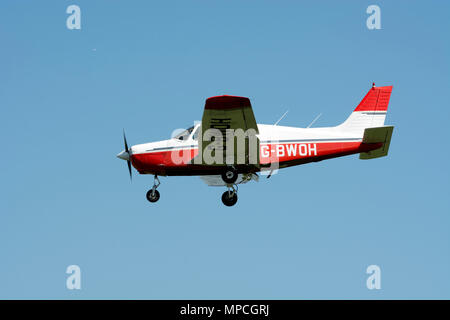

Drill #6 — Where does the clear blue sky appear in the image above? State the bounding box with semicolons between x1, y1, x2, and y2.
1;0;449;299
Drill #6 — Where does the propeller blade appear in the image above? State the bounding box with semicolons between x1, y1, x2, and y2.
122;129;132;181
123;129;129;152
127;160;132;180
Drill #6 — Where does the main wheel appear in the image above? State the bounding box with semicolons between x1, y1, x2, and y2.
221;167;238;184
146;189;160;203
221;191;238;207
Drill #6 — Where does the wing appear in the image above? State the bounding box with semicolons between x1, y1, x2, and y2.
200;173;259;186
203;95;258;133
199;95;260;168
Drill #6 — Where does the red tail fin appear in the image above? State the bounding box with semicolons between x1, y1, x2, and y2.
338;84;394;131
354;84;393;112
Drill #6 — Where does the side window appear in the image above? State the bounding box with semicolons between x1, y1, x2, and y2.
174;126;194;141
192;126;200;141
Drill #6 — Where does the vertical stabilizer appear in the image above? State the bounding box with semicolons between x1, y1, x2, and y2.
338;84;393;132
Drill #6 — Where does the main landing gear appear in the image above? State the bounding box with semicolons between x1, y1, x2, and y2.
220;166;239;206
221;166;238;184
146;175;160;203
221;184;238;207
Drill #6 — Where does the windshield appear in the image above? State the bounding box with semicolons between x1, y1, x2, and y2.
174;126;194;141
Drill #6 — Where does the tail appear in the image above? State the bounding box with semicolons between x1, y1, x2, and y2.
338;84;393;132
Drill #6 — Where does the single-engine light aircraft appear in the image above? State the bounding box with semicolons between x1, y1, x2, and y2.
117;84;394;206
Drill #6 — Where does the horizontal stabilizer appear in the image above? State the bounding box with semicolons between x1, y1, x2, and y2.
360;126;394;159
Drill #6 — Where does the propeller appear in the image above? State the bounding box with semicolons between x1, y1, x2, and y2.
117;130;132;180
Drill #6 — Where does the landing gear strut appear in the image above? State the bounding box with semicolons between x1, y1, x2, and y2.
221;184;238;207
146;175;161;203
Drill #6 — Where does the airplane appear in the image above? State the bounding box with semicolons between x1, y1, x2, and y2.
117;83;394;207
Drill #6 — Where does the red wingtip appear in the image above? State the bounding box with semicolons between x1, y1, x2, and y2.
205;95;251;110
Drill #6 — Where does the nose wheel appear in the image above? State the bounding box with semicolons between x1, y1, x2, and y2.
221;184;238;207
146;175;161;203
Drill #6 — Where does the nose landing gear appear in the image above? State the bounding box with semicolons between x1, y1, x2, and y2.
221;184;238;207
146;175;161;203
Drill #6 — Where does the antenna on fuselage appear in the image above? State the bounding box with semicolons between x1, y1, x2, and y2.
307;113;322;128
274;110;289;126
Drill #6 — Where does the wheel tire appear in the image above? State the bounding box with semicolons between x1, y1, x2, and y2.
146;189;160;203
221;167;238;184
221;191;238;207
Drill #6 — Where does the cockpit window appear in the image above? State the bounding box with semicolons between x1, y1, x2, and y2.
174;126;194;141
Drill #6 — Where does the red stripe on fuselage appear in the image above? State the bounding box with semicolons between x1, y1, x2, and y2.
130;141;381;175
